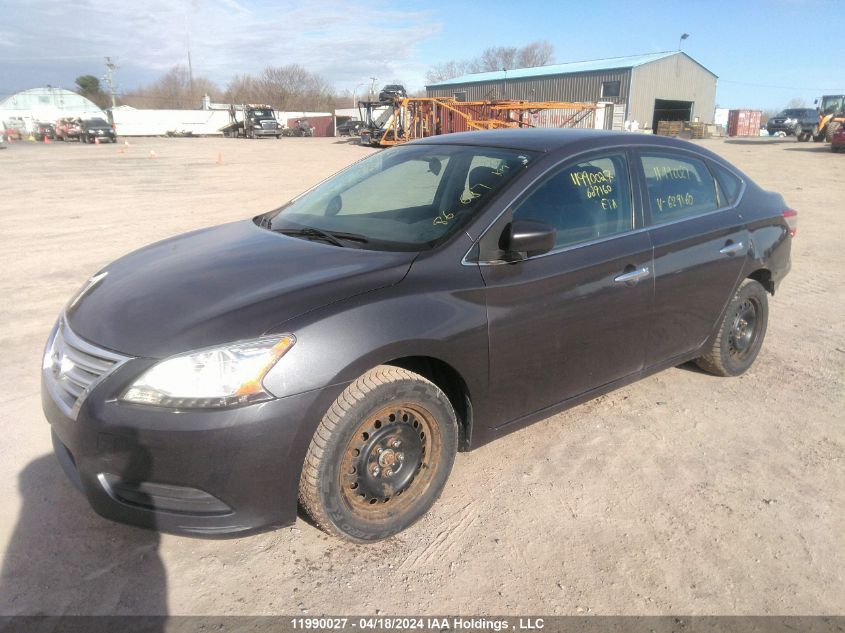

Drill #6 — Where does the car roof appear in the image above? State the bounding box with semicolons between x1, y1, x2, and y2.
409;128;706;154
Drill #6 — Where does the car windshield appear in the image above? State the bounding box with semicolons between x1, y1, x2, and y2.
85;118;109;126
781;109;806;117
251;110;273;118
261;144;537;251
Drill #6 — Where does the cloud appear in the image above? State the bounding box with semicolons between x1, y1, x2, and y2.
0;0;441;94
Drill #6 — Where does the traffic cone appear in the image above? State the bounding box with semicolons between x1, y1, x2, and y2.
216;152;224;165
44;135;51;144
149;150;157;159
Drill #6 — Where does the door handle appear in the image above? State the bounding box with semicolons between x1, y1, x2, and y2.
614;266;651;285
719;241;744;256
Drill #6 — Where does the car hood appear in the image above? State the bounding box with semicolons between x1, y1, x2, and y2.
66;220;416;358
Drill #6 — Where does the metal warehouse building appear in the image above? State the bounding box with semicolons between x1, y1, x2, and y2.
426;51;717;132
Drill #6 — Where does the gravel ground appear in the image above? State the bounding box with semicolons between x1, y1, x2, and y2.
0;134;842;616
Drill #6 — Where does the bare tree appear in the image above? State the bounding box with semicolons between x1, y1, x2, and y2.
474;46;519;72
222;65;340;111
517;40;555;68
122;65;220;109
426;60;472;84
785;97;809;109
426;40;555;84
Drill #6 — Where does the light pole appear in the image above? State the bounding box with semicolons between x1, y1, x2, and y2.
679;33;689;51
353;82;365;106
369;77;378;101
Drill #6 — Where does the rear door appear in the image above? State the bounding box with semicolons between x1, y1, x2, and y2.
635;149;748;367
476;150;654;425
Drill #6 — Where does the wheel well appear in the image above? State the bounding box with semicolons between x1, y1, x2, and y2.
386;356;473;451
747;269;774;295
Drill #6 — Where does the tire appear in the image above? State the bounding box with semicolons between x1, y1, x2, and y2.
299;365;458;543
695;279;769;377
825;121;841;143
793;124;802;140
812;125;823;142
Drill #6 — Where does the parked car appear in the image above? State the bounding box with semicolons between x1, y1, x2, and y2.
33;122;56;141
55;117;82;141
3;118;25;141
79;118;116;143
42;129;794;542
832;124;845;152
336;119;364;136
378;84;407;103
766;108;818;140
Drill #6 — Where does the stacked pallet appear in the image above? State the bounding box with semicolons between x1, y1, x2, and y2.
656;120;683;137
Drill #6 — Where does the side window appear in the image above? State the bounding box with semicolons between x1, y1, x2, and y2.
640;153;719;223
710;161;743;205
512;153;633;249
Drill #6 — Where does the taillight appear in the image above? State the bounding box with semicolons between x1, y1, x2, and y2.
782;209;798;237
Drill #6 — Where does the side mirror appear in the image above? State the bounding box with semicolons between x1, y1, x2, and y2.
500;220;556;258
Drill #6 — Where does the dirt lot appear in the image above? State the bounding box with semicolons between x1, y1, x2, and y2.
0;135;842;616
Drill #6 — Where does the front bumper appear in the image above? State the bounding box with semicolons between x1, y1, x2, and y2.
43;357;342;536
767;123;797;135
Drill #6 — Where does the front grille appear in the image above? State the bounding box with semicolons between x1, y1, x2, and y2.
260;120;277;129
43;318;131;420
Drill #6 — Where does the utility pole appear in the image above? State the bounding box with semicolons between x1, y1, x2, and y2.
369;77;378;100
186;15;195;106
103;57;118;108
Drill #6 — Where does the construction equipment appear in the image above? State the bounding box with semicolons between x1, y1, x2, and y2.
358;97;597;147
812;95;845;142
221;104;283;139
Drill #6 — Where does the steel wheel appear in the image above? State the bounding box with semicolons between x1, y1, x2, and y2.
727;297;760;362
696;279;769;377
299;365;458;542
339;403;440;519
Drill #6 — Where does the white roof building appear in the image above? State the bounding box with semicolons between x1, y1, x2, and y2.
0;87;106;132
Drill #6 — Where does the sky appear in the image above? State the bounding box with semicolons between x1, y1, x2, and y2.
1;0;843;110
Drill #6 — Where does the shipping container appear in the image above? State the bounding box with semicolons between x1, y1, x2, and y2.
727;109;762;137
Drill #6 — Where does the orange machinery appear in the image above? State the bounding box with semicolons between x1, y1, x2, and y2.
361;97;597;147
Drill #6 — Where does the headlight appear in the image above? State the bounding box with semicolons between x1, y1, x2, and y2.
122;335;295;408
253;124;262;129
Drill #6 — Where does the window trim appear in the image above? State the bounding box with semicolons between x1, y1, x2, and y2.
465;147;641;266
632;147;747;229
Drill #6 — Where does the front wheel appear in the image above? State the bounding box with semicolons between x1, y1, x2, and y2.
826;121;841;143
299;366;458;543
695;279;769;377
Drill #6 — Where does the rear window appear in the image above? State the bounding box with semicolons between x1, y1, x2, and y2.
710;162;743;205
640;153;720;223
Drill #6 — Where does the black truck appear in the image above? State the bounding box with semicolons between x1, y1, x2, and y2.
766;108;818;139
223;104;283;139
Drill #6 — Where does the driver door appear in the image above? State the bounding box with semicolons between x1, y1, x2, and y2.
476;151;654;426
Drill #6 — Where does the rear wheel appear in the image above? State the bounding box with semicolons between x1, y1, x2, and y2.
695;279;769;377
793;124;803;140
299;366;458;543
826;121;841;143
